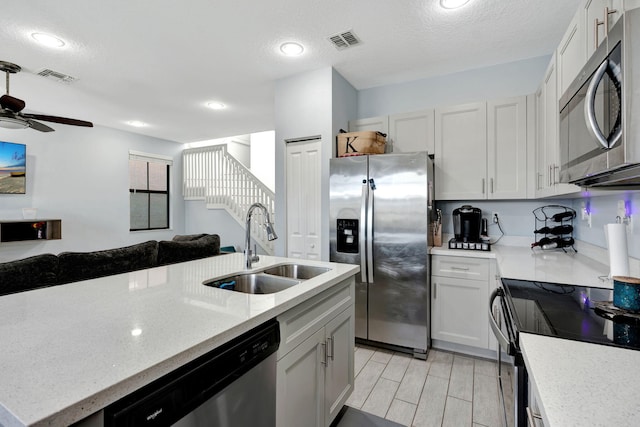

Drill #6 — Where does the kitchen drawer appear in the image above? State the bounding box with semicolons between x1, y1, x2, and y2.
432;255;489;281
277;277;354;360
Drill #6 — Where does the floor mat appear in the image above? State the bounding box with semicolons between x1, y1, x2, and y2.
332;406;405;427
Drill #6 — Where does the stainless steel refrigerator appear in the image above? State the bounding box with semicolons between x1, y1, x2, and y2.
329;152;433;357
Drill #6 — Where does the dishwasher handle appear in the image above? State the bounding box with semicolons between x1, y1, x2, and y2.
489;287;514;355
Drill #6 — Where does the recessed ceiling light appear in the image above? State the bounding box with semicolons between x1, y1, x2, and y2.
440;0;471;9
206;101;226;110
280;42;304;56
127;120;147;127
31;32;66;48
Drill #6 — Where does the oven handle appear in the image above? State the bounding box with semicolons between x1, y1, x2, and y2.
489;287;512;354
584;58;622;150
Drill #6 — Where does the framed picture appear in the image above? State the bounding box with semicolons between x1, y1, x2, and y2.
0;140;26;194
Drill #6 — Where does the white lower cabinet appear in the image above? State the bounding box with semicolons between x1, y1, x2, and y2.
527;373;546;427
276;278;355;427
277;328;325;427
431;255;496;353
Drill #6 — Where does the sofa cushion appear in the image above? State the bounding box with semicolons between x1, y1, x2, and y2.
0;254;59;296
157;234;220;265
172;233;208;242
57;240;158;284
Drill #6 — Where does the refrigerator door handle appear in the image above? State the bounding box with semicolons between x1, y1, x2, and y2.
360;181;368;282
367;179;375;284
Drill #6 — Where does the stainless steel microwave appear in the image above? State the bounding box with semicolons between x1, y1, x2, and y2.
559;8;640;187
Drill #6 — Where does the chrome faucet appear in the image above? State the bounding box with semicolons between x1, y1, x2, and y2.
244;202;278;269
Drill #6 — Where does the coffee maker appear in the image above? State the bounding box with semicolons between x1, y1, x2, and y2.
449;205;490;251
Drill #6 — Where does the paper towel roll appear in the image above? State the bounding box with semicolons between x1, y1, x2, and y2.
605;223;630;278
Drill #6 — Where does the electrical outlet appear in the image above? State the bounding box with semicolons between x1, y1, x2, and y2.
492;212;499;223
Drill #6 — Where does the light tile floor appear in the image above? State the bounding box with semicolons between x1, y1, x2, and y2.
346;345;502;427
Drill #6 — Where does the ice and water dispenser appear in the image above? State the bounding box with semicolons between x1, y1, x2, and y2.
336;219;359;253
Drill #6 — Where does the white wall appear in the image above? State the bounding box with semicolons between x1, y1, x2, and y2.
0;125;184;262
184;200;246;252
250;131;275;191
357;55;551;118
273;67;357;259
571;192;640;259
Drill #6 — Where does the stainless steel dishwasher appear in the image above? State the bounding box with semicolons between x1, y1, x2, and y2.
77;319;280;427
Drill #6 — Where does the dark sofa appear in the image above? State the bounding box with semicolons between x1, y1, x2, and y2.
0;233;220;296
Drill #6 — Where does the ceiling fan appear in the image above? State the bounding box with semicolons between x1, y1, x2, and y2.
0;60;93;132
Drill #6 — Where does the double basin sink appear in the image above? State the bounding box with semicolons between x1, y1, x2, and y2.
203;263;331;294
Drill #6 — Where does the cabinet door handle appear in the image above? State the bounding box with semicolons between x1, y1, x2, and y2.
433;283;436;299
548;165;552;187
450;266;470;271
327;337;334;361
490;178;494;194
321;342;327;366
595;17;604;50
605;7;617;36
554;165;559;185
526;406;543;426
481;178;486;194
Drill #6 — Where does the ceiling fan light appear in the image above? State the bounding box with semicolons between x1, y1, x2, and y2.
440;0;471;9
31;33;66;48
280;42;304;56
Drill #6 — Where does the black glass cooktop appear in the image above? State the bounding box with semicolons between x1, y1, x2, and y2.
502;278;640;350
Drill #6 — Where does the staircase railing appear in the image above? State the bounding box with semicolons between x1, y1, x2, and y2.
182;145;275;254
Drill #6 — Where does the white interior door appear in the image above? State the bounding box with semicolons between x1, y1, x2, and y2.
286;139;321;259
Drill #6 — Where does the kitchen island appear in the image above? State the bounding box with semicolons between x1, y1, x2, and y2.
0;253;358;426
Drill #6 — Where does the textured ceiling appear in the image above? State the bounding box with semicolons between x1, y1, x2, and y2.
0;0;582;143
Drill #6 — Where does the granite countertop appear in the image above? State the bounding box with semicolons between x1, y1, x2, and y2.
434;243;640;426
0;254;358;426
520;333;640;426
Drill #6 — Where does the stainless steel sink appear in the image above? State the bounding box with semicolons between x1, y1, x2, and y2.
204;273;301;294
261;264;331;280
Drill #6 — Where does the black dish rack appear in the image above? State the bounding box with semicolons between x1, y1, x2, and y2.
532;205;577;252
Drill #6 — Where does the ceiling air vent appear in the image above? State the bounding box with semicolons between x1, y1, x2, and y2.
36;69;77;84
328;30;361;50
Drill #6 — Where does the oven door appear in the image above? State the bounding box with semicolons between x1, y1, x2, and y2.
559;40;623;184
489;288;526;427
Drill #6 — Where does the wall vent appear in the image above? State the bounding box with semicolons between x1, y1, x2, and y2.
328;30;362;50
36;69;77;84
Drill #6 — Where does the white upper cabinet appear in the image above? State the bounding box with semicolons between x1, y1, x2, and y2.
349;111;434;155
348;116;388;135
586;0;623;56
435;97;528;201
487;96;528;199
435;102;488;200
534;54;580;198
557;7;586;100
388;109;435;155
626;0;640;11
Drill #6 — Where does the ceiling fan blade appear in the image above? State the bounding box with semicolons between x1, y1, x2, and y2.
26;119;55;132
0;94;26;112
22;113;93;128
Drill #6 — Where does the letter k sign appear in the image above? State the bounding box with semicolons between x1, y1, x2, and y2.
345;136;358;153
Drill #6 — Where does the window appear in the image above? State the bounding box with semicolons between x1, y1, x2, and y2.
129;151;173;231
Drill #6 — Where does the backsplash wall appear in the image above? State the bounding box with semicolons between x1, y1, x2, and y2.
571;192;640;259
436;192;640;260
